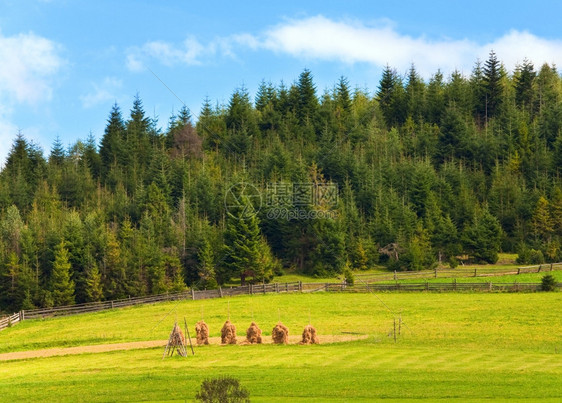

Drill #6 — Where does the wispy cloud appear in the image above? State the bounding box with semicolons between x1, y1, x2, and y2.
126;36;206;72
80;77;123;108
127;15;562;77
260;16;562;76
0;30;65;103
0;30;65;166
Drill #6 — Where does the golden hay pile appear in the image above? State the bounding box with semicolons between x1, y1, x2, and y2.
272;322;289;344
170;323;186;346
300;325;319;345
221;320;237;344
195;320;209;345
245;322;262;344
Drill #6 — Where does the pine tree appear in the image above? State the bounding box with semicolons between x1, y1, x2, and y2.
462;206;502;264
85;264;103;302
532;196;553;241
425;70;445;123
514;59;536;114
197;239;218;289
377;65;406;128
49;135;65;166
296;69;318;125
84;132;102;179
99;103;126;174
483;50;504;119
51;241;75;306
405;64;425;121
471;60;486;123
220;197;273;285
551;188;562;236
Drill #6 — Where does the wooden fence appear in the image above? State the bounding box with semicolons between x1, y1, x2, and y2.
355;262;562;283
0;312;22;331
1;263;560;330
323;281;560;293
18;282;303;320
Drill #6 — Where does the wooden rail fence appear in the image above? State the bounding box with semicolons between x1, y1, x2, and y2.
1;263;560;331
355;262;562;283
0;312;22;331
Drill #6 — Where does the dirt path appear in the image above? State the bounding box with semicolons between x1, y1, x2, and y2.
0;334;367;361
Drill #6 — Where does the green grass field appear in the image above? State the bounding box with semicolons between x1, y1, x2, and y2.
1;292;561;401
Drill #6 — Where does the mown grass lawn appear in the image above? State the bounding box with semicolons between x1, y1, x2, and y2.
1;292;561;401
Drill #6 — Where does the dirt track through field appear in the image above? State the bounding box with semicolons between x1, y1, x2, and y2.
0;334;367;361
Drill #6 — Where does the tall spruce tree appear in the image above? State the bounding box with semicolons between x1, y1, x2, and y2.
51;241;75;306
220;196;273;285
483;50;504;119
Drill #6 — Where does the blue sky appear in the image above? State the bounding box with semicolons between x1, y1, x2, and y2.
1;0;562;165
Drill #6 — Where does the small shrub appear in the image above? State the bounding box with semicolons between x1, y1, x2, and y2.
516;246;545;265
528;249;545;265
540;274;557;292
343;267;354;286
195;376;250;403
448;256;459;269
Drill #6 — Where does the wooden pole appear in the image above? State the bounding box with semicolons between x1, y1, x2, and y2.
185;318;194;356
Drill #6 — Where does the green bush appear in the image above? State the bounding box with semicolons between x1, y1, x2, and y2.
540;274;558;292
516;246;545;265
343;267;355;286
195;377;250;403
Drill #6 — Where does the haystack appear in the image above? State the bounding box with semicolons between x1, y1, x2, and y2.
163;322;187;358
195;320;209;345
221;320;237;344
300;325;319;344
245;322;262;344
272;322;289;344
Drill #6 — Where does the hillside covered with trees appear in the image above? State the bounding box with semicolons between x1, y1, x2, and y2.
2;51;562;312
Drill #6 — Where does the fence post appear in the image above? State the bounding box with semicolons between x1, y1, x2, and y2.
489;282;492;291
286;282;288;292
538;265;541;273
551;263;553;271
517;267;521;275
191;288;195;300
299;281;302;292
20;311;24;322
394;270;397;281
425;281;429;291
111;300;114;309
276;283;279;293
453;278;457;291
474;268;477;277
434;268;437;278
219;287;223;298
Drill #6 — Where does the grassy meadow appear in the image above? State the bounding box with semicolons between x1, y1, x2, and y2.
1;292;561;401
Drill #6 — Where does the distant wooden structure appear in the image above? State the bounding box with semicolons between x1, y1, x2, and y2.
163;322;188;358
379;243;403;260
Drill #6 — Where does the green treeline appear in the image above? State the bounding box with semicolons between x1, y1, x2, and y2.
2;51;562;312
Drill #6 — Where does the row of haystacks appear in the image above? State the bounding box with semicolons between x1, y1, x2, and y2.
194;320;319;345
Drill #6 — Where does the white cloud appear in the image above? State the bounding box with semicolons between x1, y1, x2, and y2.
80;77;123;108
0;106;18;168
0;30;65;104
260;16;562;77
125;15;562;79
0;30;64;166
126;36;206;71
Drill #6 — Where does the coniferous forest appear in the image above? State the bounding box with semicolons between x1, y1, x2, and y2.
2;51;562;312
